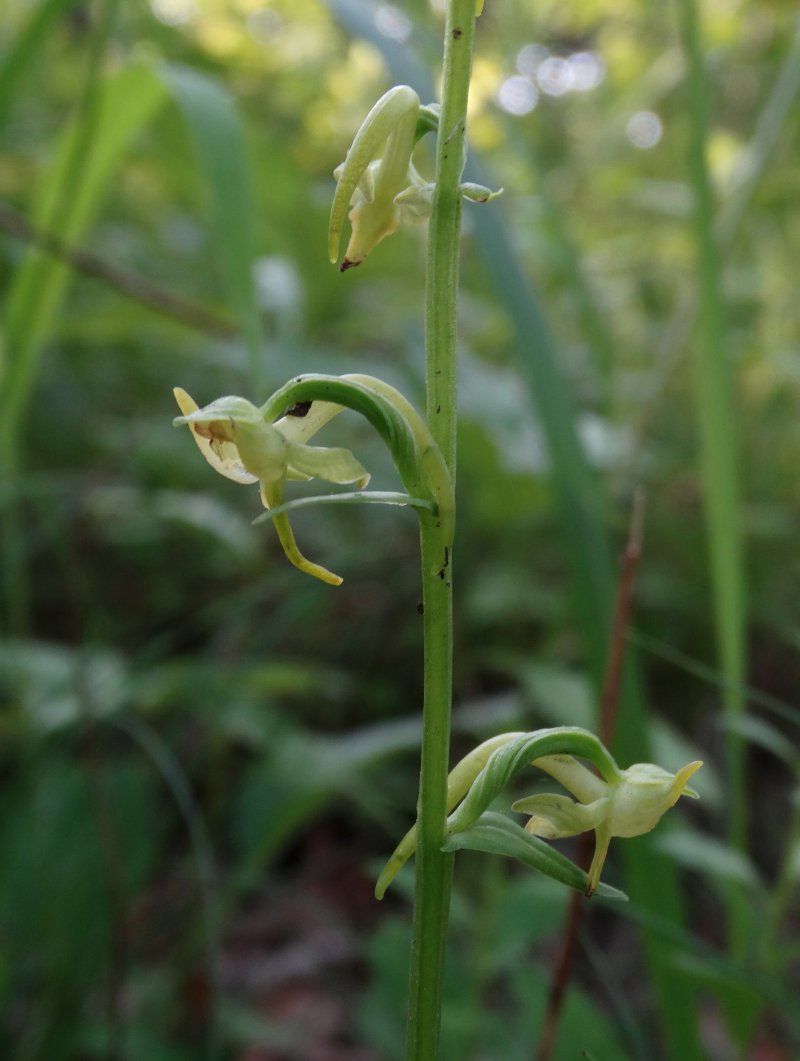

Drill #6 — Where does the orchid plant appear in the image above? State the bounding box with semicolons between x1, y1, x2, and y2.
173;1;702;1056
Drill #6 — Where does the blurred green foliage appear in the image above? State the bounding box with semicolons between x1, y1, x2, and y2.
1;0;799;1057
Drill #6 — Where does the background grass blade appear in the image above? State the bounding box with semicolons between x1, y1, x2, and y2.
0;0;84;129
1;59;166;630
469;177;704;1061
160;64;267;394
675;0;748;968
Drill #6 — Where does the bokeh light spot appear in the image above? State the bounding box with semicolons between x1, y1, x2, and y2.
536;56;573;97
516;43;549;78
374;4;412;43
496;76;538;116
151;0;195;26
627;111;663;149
247;8;283;42
569;51;605;92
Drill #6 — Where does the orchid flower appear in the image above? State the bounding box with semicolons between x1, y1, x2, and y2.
328;85;501;271
173;387;368;586
328;86;426;271
513;754;703;896
376;726;702;899
174;373;454;586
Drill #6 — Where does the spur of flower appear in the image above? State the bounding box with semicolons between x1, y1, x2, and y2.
513;753;703;896
173;387;369;586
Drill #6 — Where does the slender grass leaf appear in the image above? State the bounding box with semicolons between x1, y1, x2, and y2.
655;828;762;892
1;62;166;434
0;0;84;128
722;714;798;770
676;0;748;964
160;64;267;392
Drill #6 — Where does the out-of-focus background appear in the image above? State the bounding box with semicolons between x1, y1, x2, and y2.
1;0;799;1058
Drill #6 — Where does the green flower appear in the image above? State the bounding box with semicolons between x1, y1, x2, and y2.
173;387;369;585
328;85;426;271
328;85;502;271
513;755;703;895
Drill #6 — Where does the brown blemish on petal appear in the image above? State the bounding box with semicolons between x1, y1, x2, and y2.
340;258;362;273
194;421;234;443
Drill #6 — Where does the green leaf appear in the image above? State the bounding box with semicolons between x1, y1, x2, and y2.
723;713;798;769
2;62;166;429
0;0;84;129
655;828;762;892
441;812;628;902
252;490;434;524
160;64;266;392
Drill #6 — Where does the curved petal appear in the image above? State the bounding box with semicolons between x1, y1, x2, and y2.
532;754;609;803
328;85;419;265
512;793;609;839
286;441;370;489
273;399;344;445
673;759;703;800
173;387;257;485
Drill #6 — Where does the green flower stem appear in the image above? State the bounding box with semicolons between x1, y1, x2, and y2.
407;4;477;1059
407;518;455;1061
1;0;120;633
426;1;475;474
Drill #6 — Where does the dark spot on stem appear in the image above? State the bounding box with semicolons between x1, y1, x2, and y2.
416;601;424;615
436;404;441;414
452;27;462;39
437;550;450;580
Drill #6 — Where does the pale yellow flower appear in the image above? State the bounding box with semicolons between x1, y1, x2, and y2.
174;388;369;585
513;755;703;895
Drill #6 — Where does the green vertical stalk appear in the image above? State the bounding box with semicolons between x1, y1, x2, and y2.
676;0;748;963
425;0;475;474
406;3;477;1059
1;0;119;632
